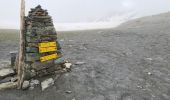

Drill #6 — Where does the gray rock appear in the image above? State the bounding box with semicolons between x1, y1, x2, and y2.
29;86;34;90
30;79;40;87
10;51;17;67
22;81;30;90
0;82;17;90
24;70;36;80
146;58;153;61
65;90;72;94
72;98;76;100
64;63;72;69
41;78;54;91
0;61;10;69
29;78;39;90
0;77;12;84
10;77;18;82
148;72;152;75
75;61;86;65
0;68;15;78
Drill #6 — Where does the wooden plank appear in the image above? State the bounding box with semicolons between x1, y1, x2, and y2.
17;0;25;89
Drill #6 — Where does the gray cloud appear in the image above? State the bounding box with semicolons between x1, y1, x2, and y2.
0;0;170;28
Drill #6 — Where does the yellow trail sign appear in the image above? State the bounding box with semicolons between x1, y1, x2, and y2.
38;42;59;62
39;42;57;48
38;42;57;53
40;53;59;62
39;46;57;53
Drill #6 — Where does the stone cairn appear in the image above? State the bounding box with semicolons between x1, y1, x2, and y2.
0;5;72;90
24;5;64;79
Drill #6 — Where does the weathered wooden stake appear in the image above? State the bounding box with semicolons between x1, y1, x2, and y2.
17;0;25;89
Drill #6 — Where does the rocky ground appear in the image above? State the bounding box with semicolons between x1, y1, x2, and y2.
0;13;170;100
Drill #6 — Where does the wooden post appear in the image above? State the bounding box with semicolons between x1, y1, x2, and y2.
17;0;25;89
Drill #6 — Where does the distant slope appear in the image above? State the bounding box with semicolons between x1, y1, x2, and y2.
0;29;19;42
116;12;170;33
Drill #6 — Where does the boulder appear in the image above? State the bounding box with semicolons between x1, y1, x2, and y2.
22;81;30;90
41;78;54;91
29;79;40;90
0;82;17;90
0;68;15;79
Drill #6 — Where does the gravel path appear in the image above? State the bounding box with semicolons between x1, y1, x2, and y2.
0;28;169;100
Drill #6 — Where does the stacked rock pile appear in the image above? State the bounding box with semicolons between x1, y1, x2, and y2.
24;5;63;79
0;5;72;91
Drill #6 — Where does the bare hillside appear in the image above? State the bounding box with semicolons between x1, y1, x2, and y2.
116;12;170;33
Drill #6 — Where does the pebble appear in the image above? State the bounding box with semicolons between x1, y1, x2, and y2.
72;98;76;100
64;63;72;69
65;90;72;94
146;58;153;61
148;72;152;75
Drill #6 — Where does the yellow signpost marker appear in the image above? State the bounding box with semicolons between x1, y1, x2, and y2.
40;53;59;62
39;46;57;53
39;42;56;48
38;42;59;62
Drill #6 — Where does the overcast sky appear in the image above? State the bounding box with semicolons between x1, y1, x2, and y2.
1;0;170;29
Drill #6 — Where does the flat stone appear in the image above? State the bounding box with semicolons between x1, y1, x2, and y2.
75;61;86;65
54;58;65;64
32;60;54;71
0;68;15;78
0;82;17;90
41;78;54;91
0;77;12;84
65;90;72;94
146;58;153;61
